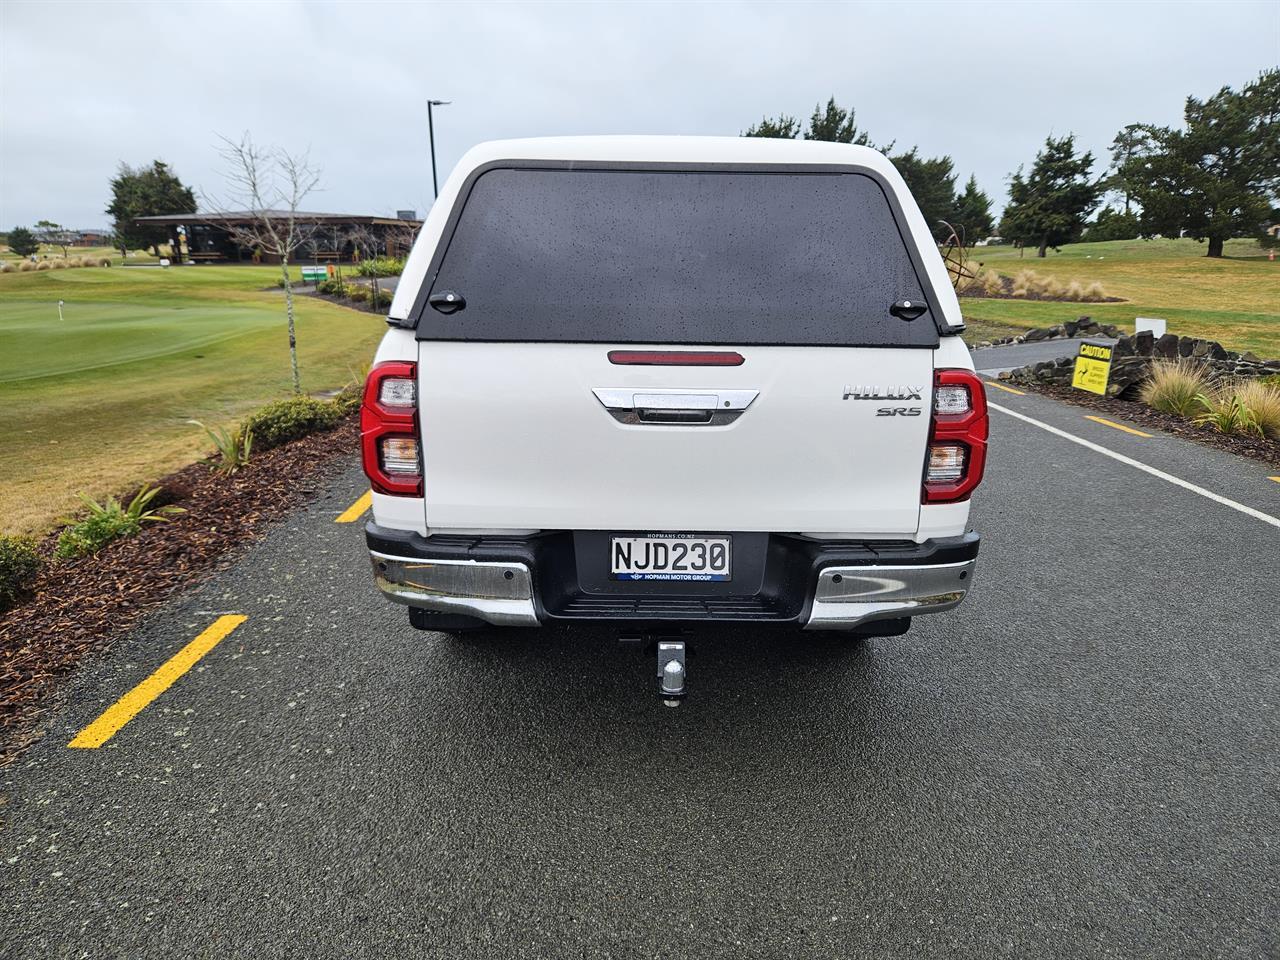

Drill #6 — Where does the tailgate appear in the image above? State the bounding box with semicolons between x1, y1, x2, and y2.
418;342;932;535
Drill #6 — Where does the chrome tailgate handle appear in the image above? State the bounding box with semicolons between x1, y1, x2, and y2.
592;388;759;426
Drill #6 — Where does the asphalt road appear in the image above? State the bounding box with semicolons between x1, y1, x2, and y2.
4;382;1279;959
972;338;1106;374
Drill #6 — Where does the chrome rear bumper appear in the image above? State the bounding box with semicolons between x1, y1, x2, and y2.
803;560;976;630
368;526;979;631
370;551;540;627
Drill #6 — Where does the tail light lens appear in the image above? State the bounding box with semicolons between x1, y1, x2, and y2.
361;361;422;496
923;369;988;503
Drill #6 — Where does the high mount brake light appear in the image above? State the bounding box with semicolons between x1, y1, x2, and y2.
923;369;988;504
361;361;422;497
608;350;745;366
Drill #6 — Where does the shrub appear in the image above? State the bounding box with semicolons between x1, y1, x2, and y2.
345;284;370;303
1194;390;1263;437
191;420;253;474
335;361;371;414
1140;360;1213;417
1235;379;1280;439
316;277;346;296
50;259;68;270
242;396;344;451
17;260;36;272
98;258;111;267
0;535;42;612
56;484;184;559
35;260;51;270
0;262;13;273
369;287;393;310
335;381;364;414
356;257;406;278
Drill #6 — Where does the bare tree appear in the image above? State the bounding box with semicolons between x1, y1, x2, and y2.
342;223;377;302
206;133;321;395
34;220;75;258
386;221;420;260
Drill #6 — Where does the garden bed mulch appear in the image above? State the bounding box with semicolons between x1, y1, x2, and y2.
1009;382;1280;467
0;417;360;766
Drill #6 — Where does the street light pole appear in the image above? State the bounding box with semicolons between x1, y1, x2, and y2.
428;99;451;199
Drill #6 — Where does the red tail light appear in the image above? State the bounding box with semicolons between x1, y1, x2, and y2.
922;369;988;503
361;361;422;497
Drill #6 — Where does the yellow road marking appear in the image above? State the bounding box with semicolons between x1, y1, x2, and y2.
1084;415;1152;438
984;380;1025;396
1270;477;1280;485
68;615;247;749
336;490;372;523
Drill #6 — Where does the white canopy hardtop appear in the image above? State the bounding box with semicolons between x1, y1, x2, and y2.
388;135;963;330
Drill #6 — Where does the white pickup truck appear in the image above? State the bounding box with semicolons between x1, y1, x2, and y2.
359;136;986;700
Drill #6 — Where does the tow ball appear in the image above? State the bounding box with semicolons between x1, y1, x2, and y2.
656;639;687;707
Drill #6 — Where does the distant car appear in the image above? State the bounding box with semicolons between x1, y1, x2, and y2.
358;137;987;698
975;236;1005;247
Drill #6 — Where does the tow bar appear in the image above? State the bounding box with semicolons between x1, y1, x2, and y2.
619;632;690;706
656;639;687;707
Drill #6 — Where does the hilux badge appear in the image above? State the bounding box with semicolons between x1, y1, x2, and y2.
842;385;924;400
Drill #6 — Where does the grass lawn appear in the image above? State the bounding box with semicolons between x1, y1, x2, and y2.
0;264;384;535
959;237;1280;356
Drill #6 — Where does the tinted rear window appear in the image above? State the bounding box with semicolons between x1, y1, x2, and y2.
416;167;939;347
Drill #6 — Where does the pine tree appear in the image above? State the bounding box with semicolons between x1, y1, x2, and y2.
893;149;957;241
742;115;800;139
7;226;38;258
1000;135;1101;257
1119;69;1279;257
106;161;197;257
803;98;872;145
950;176;994;243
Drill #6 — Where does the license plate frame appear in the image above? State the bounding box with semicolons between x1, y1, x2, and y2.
610;534;732;582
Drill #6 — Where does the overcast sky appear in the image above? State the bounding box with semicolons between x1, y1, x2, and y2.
2;0;1277;229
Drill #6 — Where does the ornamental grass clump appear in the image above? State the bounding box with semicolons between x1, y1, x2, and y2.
1234;379;1280;439
1139;360;1213;418
1007;268;1111;302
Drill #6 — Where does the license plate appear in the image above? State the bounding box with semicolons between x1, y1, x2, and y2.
611;534;731;582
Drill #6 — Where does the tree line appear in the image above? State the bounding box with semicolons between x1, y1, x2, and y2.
8;70;1275;263
745;99;996;244
746;69;1278;257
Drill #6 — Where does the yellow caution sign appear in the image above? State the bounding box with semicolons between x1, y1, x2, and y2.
1072;341;1113;395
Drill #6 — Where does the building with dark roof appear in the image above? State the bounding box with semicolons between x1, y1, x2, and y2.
134;210;423;263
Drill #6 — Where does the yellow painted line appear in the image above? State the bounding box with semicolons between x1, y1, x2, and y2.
335;490;372;523
68;615;247;749
1269;476;1280;485
1084;415;1152;438
984;380;1025;396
